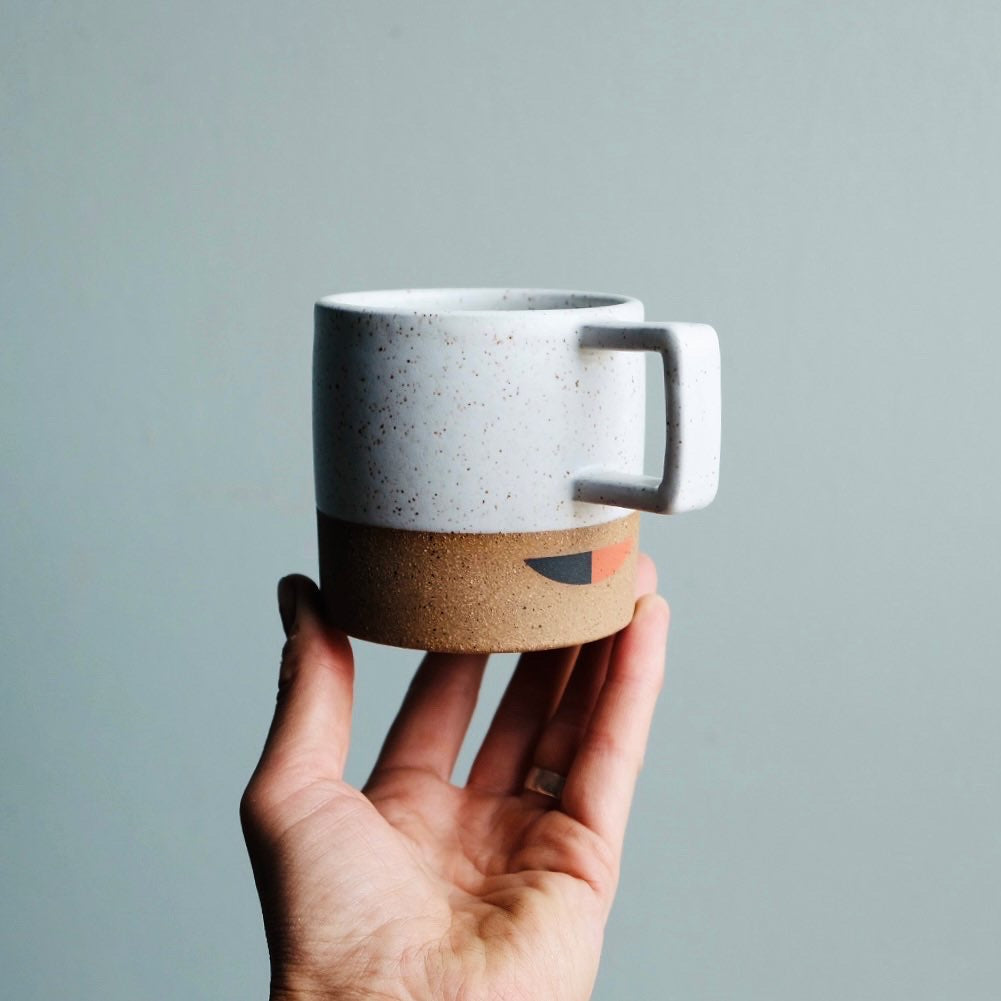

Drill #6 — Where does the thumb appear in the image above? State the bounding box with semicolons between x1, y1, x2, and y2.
256;574;355;780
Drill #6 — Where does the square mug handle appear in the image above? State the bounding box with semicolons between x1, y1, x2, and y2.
574;321;721;514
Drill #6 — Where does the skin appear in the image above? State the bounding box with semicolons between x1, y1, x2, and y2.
241;552;670;1001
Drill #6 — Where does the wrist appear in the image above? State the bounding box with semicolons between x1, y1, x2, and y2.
270;990;370;1001
270;983;407;1001
268;949;424;1001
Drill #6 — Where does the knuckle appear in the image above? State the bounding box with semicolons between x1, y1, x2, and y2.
550;713;588;746
578;827;621;900
279;630;354;687
587;727;643;779
546;814;621;901
583;828;620;891
239;774;267;826
239;770;284;839
238;781;261;835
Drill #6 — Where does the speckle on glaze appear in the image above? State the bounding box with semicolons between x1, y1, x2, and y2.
314;289;648;533
313;288;720;533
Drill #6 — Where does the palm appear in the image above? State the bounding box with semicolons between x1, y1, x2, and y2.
243;560;668;1001
265;767;608;1000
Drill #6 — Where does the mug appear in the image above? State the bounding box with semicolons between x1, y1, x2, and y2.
313;288;720;652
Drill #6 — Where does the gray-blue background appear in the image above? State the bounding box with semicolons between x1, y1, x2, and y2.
2;2;999;998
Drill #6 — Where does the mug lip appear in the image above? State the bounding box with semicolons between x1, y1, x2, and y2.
316;287;642;316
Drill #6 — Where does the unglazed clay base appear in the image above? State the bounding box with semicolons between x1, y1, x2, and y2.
317;510;641;653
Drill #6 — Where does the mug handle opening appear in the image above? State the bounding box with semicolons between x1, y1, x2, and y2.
573;321;721;514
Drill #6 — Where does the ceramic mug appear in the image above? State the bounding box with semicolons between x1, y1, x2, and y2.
313;288;720;652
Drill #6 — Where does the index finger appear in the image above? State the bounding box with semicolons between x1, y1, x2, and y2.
559;593;670;856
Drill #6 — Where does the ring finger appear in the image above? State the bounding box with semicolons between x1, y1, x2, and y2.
522;551;658;807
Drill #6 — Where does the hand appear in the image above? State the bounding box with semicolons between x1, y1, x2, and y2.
241;554;670;1001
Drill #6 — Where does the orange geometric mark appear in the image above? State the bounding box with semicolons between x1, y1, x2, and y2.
591;538;634;583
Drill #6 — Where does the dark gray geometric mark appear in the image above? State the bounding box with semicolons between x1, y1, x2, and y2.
524;551;592;585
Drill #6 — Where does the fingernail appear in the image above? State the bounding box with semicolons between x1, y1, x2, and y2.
277;576;298;638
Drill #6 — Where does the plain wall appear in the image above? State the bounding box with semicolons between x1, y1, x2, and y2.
2;1;999;998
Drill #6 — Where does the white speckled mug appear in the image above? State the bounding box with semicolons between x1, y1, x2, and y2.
313;288;720;652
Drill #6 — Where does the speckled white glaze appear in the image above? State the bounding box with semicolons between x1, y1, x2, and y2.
313;288;720;534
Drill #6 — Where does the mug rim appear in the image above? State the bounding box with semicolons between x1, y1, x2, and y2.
316;287;641;316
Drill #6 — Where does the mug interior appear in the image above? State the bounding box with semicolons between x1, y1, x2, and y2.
318;287;635;314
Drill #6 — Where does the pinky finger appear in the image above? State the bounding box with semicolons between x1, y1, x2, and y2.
560;593;670;858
